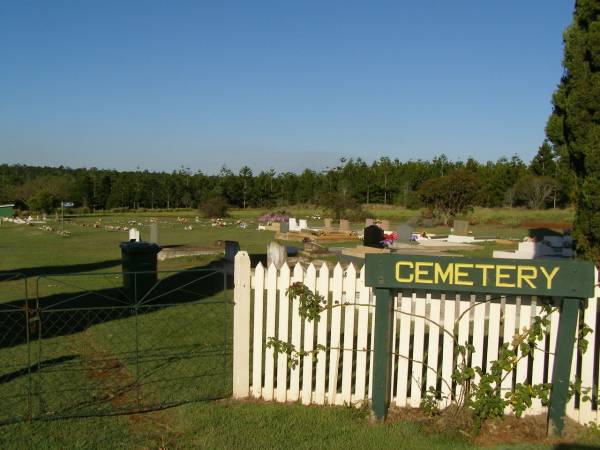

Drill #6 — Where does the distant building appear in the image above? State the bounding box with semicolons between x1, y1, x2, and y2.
0;204;15;218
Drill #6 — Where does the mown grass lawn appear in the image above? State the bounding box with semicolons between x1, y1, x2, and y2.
0;206;585;449
3;399;600;449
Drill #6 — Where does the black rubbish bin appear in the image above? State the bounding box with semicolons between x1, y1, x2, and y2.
119;241;161;302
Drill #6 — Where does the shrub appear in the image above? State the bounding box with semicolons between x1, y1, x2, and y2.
419;170;480;225
28;191;56;213
318;192;366;220
199;196;229;218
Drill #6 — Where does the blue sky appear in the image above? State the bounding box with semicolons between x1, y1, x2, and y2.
0;1;574;174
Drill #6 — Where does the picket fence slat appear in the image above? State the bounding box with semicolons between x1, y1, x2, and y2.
251;263;265;398
410;293;426;407
263;264;278;401
301;264;317;405
456;295;470;400
471;294;485;384
440;293;455;408
288;263;304;402
501;296;516;396
236;263;600;426
516;296;531;384
354;267;369;403
530;298;545;415
341;264;357;405
426;294;441;396
395;292;412;407
486;295;501;372
315;263;329;404
276;264;290;402
368;287;376;400
328;264;343;404
579;292;596;424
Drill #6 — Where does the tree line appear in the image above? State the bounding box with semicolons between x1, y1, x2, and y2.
0;143;569;214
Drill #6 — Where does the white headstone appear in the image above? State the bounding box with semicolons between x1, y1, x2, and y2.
267;241;287;268
289;218;300;232
129;228;140;242
299;219;308;230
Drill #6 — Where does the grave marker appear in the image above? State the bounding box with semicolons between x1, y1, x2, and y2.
339;219;350;232
129;228;140;242
267;241;287;268
363;225;385;248
453;219;469;236
149;223;159;245
396;223;414;243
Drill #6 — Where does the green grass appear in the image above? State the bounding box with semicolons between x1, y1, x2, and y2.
0;209;588;449
3;399;600;449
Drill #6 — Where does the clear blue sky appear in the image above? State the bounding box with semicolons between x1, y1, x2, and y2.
0;1;574;174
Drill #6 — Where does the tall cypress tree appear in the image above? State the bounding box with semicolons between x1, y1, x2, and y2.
546;0;600;264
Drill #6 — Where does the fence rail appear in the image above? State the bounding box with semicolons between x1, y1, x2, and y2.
233;252;600;425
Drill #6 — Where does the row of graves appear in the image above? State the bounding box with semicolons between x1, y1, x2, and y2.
122;214;576;273
259;215;575;264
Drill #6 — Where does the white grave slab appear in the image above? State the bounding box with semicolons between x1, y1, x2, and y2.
289;218;301;232
129;228;140;242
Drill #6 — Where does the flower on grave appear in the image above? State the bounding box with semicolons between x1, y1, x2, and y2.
259;213;290;223
380;232;399;246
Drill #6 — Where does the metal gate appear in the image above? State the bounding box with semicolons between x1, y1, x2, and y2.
0;268;231;424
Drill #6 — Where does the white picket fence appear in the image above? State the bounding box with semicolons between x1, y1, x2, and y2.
233;251;600;425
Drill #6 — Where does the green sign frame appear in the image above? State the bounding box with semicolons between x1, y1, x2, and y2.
364;253;595;437
365;254;594;298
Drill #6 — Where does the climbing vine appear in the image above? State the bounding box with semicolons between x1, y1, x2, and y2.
266;283;593;432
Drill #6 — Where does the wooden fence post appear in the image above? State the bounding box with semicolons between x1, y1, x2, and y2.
233;251;251;398
547;298;581;437
371;288;394;421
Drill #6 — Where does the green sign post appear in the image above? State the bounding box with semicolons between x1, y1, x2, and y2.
364;254;595;437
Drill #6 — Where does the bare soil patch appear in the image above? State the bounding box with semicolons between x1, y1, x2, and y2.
386;406;592;448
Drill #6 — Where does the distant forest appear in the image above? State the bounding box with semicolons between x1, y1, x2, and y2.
0;142;571;213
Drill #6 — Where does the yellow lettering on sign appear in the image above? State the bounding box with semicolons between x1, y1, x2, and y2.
415;262;434;284
496;265;516;288
434;262;454;284
454;263;474;286
395;261;414;282
474;264;494;287
517;266;537;289
540;266;560;289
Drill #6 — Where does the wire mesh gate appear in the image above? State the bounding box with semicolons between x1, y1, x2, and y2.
0;268;232;425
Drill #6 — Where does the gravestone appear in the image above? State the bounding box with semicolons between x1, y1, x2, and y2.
225;241;240;263
380;220;390;231
339;219;350;232
365;218;374;227
289;218;300;232
363;225;385;248
304;241;329;255
267;241;287;268
396;224;414;243
453;220;469;236
324;218;333;231
280;221;289;233
299;219;308;230
149;223;159;245
129;228;140;242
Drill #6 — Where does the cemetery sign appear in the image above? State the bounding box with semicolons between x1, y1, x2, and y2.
365;254;594;298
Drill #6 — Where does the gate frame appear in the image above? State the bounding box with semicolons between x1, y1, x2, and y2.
365;254;595;437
